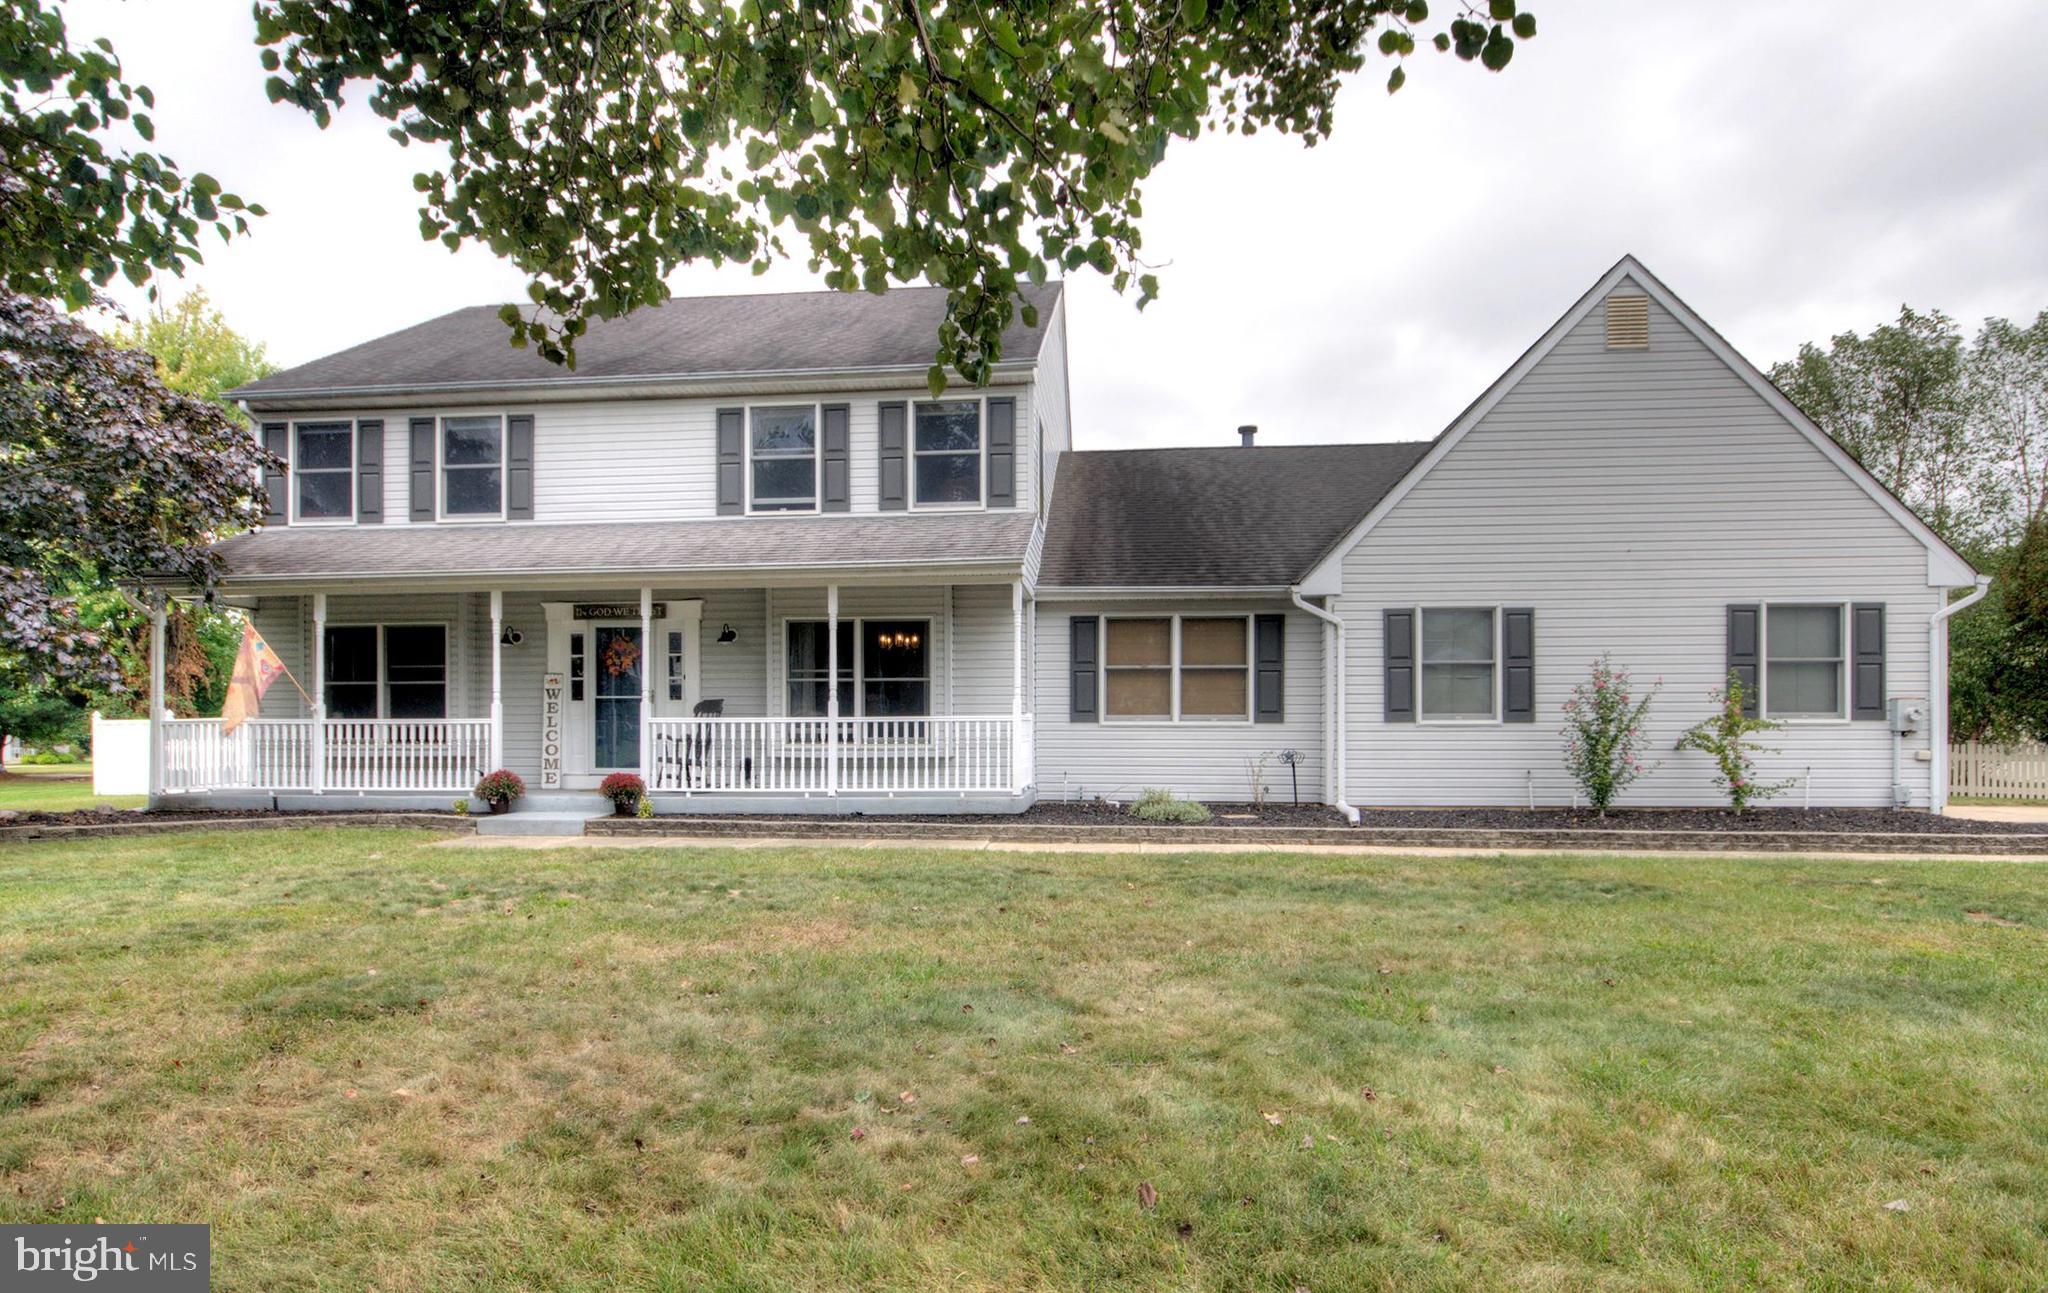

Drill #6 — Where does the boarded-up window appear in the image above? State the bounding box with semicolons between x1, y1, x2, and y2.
1105;618;1171;718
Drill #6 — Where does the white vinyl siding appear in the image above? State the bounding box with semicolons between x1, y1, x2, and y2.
1341;285;1939;808
1035;599;1325;803
324;387;1037;526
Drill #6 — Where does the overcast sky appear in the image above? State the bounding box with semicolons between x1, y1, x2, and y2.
68;0;2048;450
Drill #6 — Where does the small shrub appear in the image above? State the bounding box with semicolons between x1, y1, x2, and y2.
1131;788;1212;824
1560;655;1660;815
634;797;655;819
474;769;526;804
451;799;470;817
24;750;81;766
600;772;646;810
1677;671;1796;813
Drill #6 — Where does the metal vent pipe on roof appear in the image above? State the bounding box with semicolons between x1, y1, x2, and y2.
1238;424;1258;447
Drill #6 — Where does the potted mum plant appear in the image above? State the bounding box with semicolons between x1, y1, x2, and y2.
474;769;525;815
600;772;646;817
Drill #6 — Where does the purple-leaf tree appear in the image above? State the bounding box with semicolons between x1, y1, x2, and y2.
0;292;271;693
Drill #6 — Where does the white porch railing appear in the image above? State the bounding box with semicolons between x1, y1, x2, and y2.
161;718;491;793
647;715;1029;796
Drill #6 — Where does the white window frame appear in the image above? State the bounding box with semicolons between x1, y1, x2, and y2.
745;402;823;514
436;413;508;522
288;419;357;526
1099;614;1254;726
1414;605;1503;726
781;617;935;718
1760;602;1850;724
909;396;987;511
322;621;452;720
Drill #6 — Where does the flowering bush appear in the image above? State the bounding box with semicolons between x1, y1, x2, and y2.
474;769;525;804
599;772;646;809
1560;656;1659;815
1677;671;1795;813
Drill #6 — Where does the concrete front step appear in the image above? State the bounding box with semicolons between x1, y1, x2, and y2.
476;809;605;837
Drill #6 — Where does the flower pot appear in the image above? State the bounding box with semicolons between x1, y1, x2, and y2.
488;798;511;815
613;800;635;817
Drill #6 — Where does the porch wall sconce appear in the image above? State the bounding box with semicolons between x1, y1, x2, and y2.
499;627;524;646
715;623;738;644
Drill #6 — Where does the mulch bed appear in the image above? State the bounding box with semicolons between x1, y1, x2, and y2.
1348;805;2048;836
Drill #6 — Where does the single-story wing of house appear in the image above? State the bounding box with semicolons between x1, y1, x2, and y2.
145;255;1982;817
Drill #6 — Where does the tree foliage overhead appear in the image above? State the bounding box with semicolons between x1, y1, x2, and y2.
0;292;268;692
254;0;1537;390
0;0;260;308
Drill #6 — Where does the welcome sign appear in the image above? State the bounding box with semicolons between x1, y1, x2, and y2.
541;672;564;788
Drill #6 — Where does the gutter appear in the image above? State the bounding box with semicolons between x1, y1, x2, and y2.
1930;574;1993;814
1290;586;1359;825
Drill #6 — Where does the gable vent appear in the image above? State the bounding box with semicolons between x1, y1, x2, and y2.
1605;294;1650;349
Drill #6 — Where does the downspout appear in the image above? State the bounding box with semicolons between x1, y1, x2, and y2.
1928;574;1992;814
1290;587;1359;825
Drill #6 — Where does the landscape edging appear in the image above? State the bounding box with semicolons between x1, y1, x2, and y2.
589;816;2048;856
0;812;477;845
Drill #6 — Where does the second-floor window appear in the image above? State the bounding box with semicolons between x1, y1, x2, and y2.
293;421;355;522
914;399;982;507
441;415;505;518
749;405;818;512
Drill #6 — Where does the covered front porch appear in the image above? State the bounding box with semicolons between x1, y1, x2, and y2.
150;575;1036;811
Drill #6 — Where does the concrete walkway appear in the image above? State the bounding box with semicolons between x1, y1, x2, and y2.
431;832;2048;864
1946;804;2048;824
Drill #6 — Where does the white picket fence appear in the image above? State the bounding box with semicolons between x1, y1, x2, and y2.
1950;741;2048;800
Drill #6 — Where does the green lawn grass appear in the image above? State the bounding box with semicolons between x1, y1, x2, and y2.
1;830;2043;1291
0;766;145;814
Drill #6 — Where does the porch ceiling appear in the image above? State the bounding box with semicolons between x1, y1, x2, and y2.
201;513;1035;590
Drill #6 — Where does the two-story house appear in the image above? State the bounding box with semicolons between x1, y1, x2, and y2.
147;258;1983;821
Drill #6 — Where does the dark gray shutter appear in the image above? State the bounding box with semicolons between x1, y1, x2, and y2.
1502;607;1534;722
1852;603;1886;720
715;407;744;515
408;417;436;522
878;401;908;510
506;414;535;520
986;396;1016;509
355;419;383;523
1253;613;1285;724
1384;609;1415;722
261;421;288;524
1069;616;1098;721
821;403;850;511
1727;604;1761;717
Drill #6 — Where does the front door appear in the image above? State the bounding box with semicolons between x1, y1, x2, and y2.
591;624;643;770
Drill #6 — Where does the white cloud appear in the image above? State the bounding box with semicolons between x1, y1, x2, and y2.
64;0;2048;449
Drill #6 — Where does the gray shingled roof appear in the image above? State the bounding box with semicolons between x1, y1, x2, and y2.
208;513;1036;584
231;282;1063;400
1037;443;1433;588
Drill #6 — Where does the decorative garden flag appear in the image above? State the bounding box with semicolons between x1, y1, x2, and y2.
220;623;289;734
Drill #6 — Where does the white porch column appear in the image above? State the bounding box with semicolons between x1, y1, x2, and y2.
146;595;166;802
638;587;653;788
1011;581;1026;793
826;583;840;796
310;592;326;795
489;590;505;774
